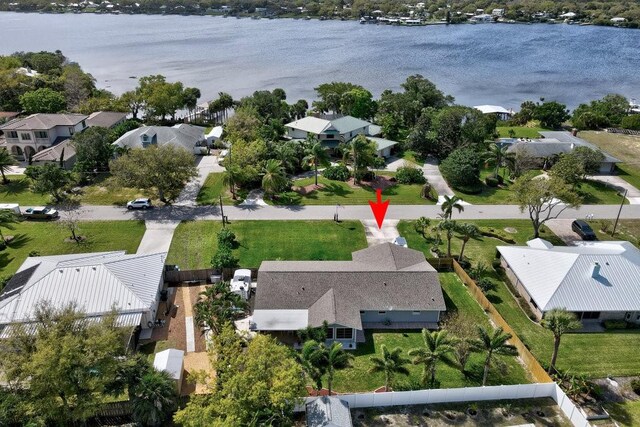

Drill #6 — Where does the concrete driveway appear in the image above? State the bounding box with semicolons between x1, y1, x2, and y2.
544;219;583;245
174;155;225;206
589;175;640;204
136;220;180;254
361;219;400;246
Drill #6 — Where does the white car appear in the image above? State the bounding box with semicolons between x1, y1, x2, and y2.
393;236;408;248
127;198;152;210
219;149;229;159
230;269;252;300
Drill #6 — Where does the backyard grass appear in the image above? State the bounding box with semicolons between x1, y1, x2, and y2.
330;273;530;393
0;220;146;276
604;400;640;427
579;131;640;190
272;175;433;206
497;126;546;139
166;220;368;270
398;219;640;378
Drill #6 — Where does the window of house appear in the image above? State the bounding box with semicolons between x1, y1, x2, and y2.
7;131;18;139
530;299;538;309
326;328;333;339
68;127;75;135
81;120;86;128
335;328;353;340
412;311;421;315
378;311;386;315
20;133;31;141
582;311;600;320
35;131;48;139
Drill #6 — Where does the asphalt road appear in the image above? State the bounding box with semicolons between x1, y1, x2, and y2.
74;203;640;222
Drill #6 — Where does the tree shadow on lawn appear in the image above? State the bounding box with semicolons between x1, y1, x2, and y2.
486;293;503;305
0;252;13;271
5;233;32;250
318;182;354;198
1;178;30;196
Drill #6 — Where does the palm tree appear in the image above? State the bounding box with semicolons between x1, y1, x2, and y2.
469;326;518;386
541;308;582;374
414;216;431;238
0;148;16;184
368;345;410;392
484;143;509;177
303;137;331;186
324;341;353;395
298;340;324;392
437;219;457;258
222;165;241;200
217;92;234;122
343;135;371;184
261;159;288;197
194;281;248;334
440;195;464;220
456;223;481;261
130;369;178;426
0;210;19;243
408;329;457;387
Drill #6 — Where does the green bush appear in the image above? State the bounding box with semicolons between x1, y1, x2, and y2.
355;170;375;182
485;176;499;187
631;379;640;395
603;320;627;330
440;148;481;191
621;115;640;130
211;246;239;271
217;228;237;248
323;164;350;181
492;258;503;270
421;182;438;201
395;166;426;184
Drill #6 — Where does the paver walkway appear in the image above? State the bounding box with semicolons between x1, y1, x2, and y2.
136;220;180;254
361;219;400;246
589;174;640;205
174;155;225;206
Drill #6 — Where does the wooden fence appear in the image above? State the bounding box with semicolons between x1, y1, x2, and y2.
606;127;640;135
452;260;553;384
165;268;215;284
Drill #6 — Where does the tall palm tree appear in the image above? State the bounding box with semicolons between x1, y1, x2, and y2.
343;135;371;184
0;148;16;185
408;329;457;387
130;369;178;427
194;281;248;334
324;341;353;395
217;92;234;122
484;143;509;177
303;137;331;186
298;340;324;392
437;219;457;258
541;308;582;374
456;223;481;261
261;159;288;197
0;210;19;243
469;326;518;386
440;195;464;220
368;345;410;392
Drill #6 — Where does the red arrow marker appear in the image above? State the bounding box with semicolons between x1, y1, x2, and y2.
368;188;389;229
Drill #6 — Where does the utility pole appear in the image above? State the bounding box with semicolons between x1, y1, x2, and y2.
611;189;627;237
219;195;226;227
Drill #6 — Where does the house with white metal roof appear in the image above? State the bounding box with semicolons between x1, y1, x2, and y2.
474;105;513;121
0;251;167;338
497;239;640;324
285;115;397;157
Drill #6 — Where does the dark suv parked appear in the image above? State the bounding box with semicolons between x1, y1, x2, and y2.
571;220;596;241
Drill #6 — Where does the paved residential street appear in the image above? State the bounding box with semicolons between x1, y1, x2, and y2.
73;202;640;222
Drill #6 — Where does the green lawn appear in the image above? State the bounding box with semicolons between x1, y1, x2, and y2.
0;221;146;276
399;219;640;378
497;126;546;139
578;180;628;205
196;172;247;205
272;175;432;206
579;131;640;191
331;273;530;393
604;400;640;427
0;175;50;205
589;219;640;245
616;163;640;191
166;220;368;270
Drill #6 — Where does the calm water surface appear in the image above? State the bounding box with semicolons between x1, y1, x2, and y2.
1;12;640;108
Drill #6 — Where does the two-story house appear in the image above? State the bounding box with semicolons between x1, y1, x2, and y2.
0;113;88;161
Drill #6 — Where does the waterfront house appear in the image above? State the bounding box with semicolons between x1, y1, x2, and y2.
112;124;207;154
0;251;167;339
86;111;128;129
0;113;88;161
470;13;494;22
497;239;640;325
285;115;397;157
474;104;513;121
251;243;446;349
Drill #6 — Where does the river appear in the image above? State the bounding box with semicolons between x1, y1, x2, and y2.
1;12;640;109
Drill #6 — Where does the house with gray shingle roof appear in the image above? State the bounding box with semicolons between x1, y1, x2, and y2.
306;396;353;427
285;115;397;157
498;239;640;324
252;243;446;348
112;124;207;154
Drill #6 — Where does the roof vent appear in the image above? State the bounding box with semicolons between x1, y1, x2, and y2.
76;268;80;272
59;269;63;273
383;282;387;286
301;286;305;291
92;266;96;271
592;262;601;278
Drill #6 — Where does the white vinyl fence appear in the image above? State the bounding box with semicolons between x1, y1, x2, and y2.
301;383;590;427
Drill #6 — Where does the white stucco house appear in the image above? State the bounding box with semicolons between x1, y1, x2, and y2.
498;239;640;325
285;115;397;157
0;251;167;339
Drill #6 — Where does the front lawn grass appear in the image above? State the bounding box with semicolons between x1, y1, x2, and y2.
399;219;640;378
579;131;640;190
0;175;50;205
577;180;628;205
330;273;530;393
616;163;640;191
497;126;546;139
166;220;368;270
589;219;640;246
196;173;245;205
272;175;432;206
0;220;146;276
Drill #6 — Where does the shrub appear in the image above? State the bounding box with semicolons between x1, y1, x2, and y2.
621;115;640;130
440;148;481;191
485;176;499;187
355;170;375;182
492;258;503;270
395;166;426;184
631;379;640;395
323;164;350;181
217;228;237;248
477;277;497;294
603;319;627;330
421;182;438;201
211;246;239;271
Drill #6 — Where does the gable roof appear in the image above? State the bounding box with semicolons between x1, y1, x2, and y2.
497;240;640;312
0;251;167;326
253;243;445;331
286;115;372;135
0;113;88;131
113;124;205;151
86;111;128;128
32;138;75;162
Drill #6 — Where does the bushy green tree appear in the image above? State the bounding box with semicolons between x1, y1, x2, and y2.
24;163;73;202
550;153;584;188
19;87;66;114
72;126;114;176
572;94;629;129
439;148;481;191
533;101;570;129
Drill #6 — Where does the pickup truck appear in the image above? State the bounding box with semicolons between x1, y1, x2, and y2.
23;206;59;220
